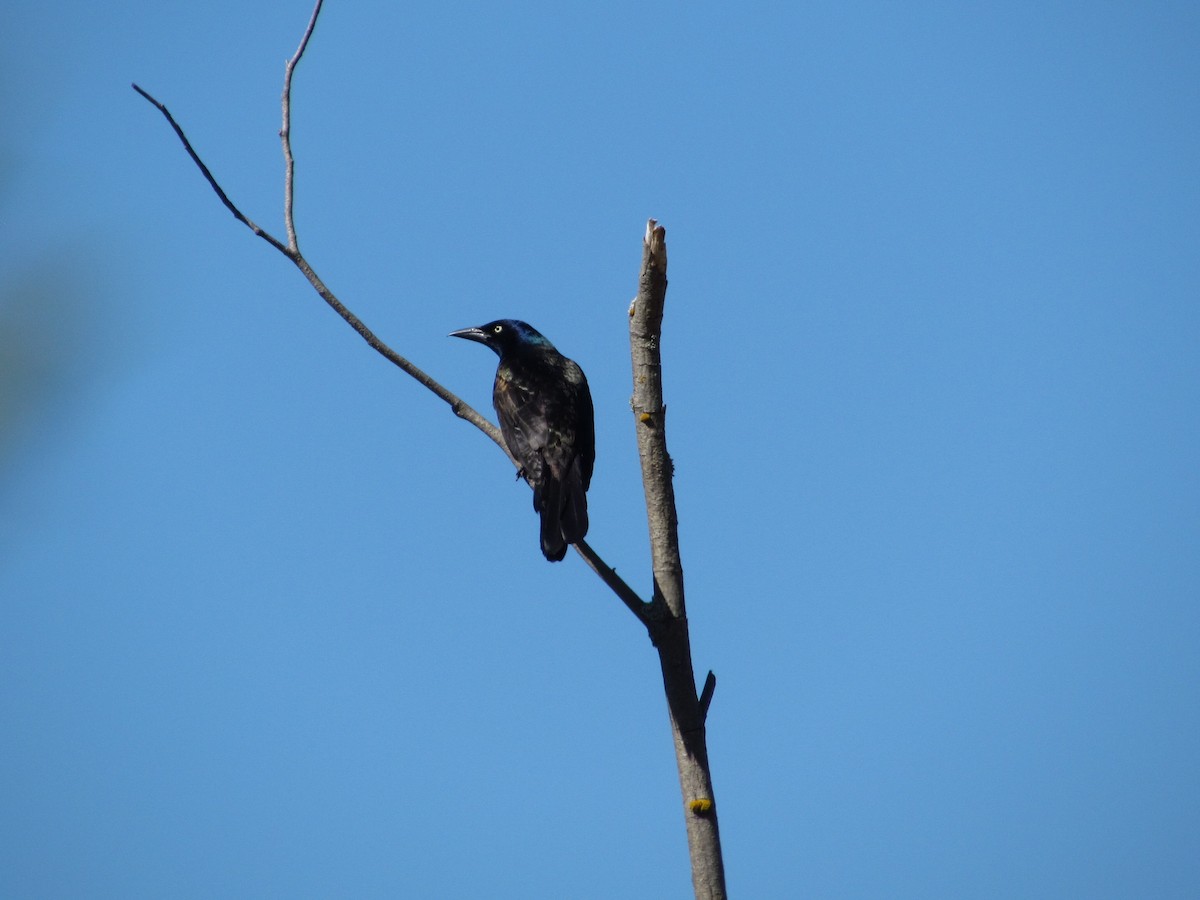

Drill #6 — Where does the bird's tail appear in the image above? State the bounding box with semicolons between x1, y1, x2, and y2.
560;458;589;546
536;480;568;562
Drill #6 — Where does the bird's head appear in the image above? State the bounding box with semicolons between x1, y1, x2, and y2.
449;319;555;358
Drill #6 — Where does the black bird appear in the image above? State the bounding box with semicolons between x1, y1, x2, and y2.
450;319;595;562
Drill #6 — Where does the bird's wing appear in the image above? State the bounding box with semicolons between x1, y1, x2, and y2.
566;361;595;492
493;369;551;489
494;361;590;479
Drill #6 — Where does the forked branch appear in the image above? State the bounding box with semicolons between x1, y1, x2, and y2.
131;0;642;614
131;0;501;455
135;2;724;895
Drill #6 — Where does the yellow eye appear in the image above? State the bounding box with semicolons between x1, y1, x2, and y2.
493;324;503;334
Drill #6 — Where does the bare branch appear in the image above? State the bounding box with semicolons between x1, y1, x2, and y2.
287;253;508;450
281;0;324;252
131;83;291;257
629;219;684;619
131;78;506;456
629;221;727;899
132;0;648;602
573;539;654;627
131;2;507;453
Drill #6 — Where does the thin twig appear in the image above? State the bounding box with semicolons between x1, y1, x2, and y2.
131;80;504;451
131;83;292;257
281;0;323;252
574;539;653;627
698;671;717;721
133;0;652;625
288;252;508;450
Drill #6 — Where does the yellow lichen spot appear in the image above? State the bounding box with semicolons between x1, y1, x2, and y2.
688;798;713;815
639;412;653;425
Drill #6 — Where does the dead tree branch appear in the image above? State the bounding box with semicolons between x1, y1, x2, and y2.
131;1;502;455
135;2;724;895
630;221;727;898
281;0;322;253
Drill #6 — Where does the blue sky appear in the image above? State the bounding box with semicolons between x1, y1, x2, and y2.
2;1;1198;897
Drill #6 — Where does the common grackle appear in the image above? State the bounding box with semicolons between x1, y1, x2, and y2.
450;320;595;562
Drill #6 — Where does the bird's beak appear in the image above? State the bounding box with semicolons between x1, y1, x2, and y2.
448;326;488;344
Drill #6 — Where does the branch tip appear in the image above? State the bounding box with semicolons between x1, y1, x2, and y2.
699;670;717;720
644;218;667;258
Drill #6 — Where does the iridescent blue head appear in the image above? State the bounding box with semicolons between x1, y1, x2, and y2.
448;319;556;358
